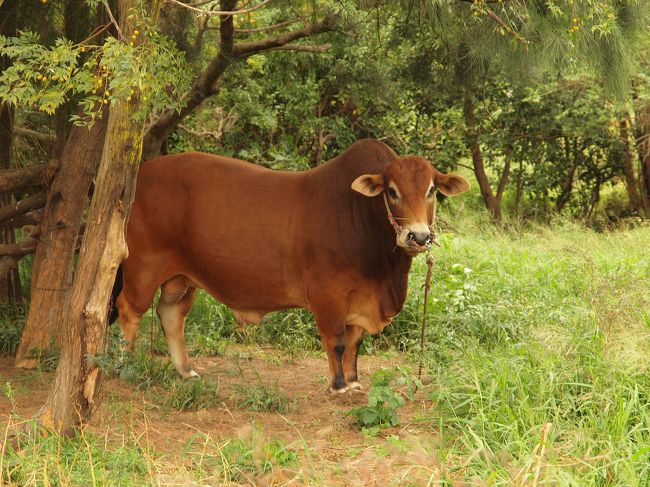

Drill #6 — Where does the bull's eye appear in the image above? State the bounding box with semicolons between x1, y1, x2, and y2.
388;187;398;199
427;186;436;199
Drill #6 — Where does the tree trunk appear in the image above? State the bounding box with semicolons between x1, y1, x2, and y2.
556;139;578;212
636;103;650;217
463;93;507;221
514;159;525;218
40;97;145;434
555;164;578;212
619;116;642;214
15;117;107;368
39;0;147;434
54;0;92;159
16;0;105;367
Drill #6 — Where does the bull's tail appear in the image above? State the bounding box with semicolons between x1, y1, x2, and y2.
108;265;123;325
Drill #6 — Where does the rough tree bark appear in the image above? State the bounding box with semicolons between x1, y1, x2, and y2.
39;0;147;435
16;0;107;367
0;103;22;302
15;117;108;368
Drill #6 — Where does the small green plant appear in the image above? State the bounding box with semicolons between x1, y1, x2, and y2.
191;334;230;357
3;382;16;412
232;373;292;413
348;370;405;430
118;350;175;389
0;304;25;356
185;431;299;483
394;365;424;401
163;377;219;411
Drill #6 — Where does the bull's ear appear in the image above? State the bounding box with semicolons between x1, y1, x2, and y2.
436;172;471;196
351;173;384;197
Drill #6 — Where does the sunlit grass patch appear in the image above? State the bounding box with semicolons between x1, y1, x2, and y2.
0;419;308;487
181;426;305;485
401;223;650;484
1;423;153;486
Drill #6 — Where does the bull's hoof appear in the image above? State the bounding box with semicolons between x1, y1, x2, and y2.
327;385;349;395
180;369;200;379
347;381;364;393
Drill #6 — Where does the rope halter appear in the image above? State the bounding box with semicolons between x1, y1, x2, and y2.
382;190;440;250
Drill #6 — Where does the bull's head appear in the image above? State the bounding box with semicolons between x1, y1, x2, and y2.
351;156;470;256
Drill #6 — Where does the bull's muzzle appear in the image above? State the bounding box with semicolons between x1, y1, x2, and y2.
396;224;434;255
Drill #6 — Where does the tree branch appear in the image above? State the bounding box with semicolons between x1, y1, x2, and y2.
0;238;37;257
274;43;332;53
142;0;237;159
0;193;47;224
14;127;54;144
233;16;336;58
0;164;48;195
234;18;302;34
101;0;123;40
163;0;272;17
142;9;336;160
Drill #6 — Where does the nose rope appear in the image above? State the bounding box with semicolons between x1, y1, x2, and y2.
382;191;404;236
429;190;440;247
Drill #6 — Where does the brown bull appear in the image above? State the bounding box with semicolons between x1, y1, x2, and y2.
114;139;469;393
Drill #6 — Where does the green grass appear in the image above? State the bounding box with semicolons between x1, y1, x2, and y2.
231;376;293;413
1;422;303;486
1;424;152;486
401;220;650;484
169;216;650;483
3;215;650;484
0;304;26;357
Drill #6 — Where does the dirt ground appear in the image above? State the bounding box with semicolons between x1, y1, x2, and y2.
0;347;447;486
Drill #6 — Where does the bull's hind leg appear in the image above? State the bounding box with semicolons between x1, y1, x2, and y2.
157;277;198;378
117;293;143;352
342;325;365;392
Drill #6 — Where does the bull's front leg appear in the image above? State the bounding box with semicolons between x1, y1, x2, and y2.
321;329;348;394
313;302;350;394
342;324;365;392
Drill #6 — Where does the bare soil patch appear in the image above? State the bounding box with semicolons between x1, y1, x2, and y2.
0;347;443;485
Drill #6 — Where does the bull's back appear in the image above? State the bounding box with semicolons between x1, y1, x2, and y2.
126;152;306;310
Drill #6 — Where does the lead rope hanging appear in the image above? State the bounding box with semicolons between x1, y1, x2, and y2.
418;251;435;380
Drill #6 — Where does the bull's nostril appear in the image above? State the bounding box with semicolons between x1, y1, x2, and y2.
408;231;432;246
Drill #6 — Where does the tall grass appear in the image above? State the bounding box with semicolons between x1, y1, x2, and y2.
2;210;650;484
399;220;650;484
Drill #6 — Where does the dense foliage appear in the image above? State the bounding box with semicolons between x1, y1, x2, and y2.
1;0;650;223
